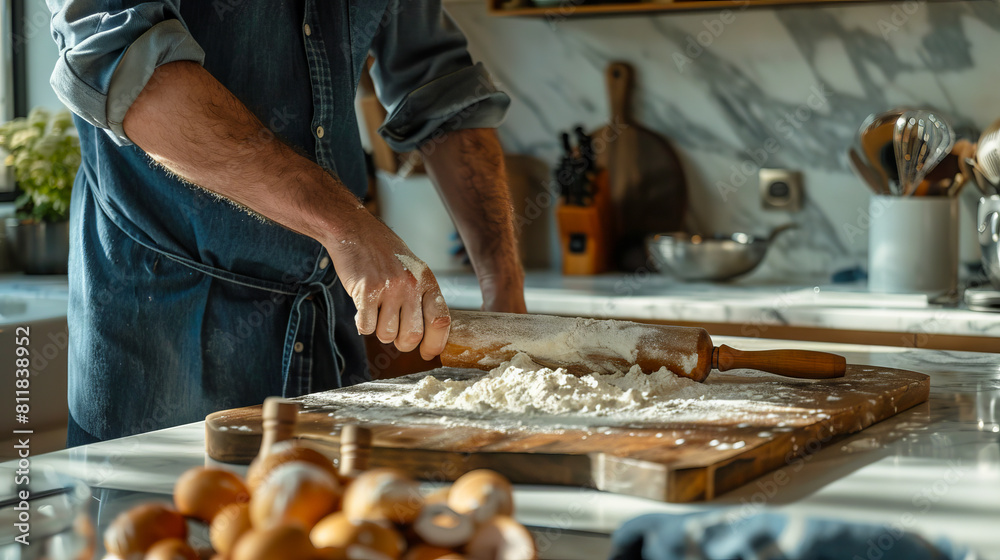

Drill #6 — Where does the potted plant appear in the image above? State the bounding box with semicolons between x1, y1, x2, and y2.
0;108;80;274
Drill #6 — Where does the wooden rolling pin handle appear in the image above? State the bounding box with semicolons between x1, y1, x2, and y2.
712;345;847;379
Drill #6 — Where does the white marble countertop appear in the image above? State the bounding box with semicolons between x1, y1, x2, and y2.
438;271;1000;339
0;273;69;300
4;336;1000;558
3;271;1000;339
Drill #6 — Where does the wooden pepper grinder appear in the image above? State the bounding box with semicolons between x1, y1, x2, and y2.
338;424;372;480
246;397;298;483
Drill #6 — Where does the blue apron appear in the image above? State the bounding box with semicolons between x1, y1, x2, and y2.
65;0;391;442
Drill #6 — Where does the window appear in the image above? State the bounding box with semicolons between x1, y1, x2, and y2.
1;0;19;121
1;0;24;200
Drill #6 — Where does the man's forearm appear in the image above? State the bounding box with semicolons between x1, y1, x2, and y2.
422;129;526;312
122;61;363;246
122;61;452;357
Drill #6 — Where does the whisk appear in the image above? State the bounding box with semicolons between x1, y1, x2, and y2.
893;110;955;197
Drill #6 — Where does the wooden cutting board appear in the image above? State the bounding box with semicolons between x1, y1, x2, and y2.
206;365;928;503
592;61;687;270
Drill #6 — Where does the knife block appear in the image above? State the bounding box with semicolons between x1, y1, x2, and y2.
557;169;614;275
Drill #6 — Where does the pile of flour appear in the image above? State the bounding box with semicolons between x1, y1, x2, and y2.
407;352;710;416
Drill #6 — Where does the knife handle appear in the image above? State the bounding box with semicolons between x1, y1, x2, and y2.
712;345;846;379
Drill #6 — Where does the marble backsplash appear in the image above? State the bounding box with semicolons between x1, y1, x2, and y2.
446;0;1000;279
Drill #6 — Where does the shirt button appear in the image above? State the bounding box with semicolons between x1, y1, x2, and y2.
303;23;312;36
319;256;330;270
316;126;325;139
293;342;305;353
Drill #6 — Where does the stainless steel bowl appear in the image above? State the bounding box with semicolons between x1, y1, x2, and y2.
647;224;794;282
980;195;1000;290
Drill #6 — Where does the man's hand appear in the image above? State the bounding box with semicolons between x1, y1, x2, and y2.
123;61;450;358
327;213;450;360
421;129;527;314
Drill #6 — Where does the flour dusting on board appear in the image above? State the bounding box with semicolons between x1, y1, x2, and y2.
411;352;707;415
299;351;858;433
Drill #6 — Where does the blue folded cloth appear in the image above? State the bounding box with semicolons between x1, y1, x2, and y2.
609;512;977;560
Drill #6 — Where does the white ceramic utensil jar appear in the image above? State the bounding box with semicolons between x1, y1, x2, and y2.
868;195;959;297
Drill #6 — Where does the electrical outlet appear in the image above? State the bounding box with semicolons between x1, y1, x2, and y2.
759;169;803;212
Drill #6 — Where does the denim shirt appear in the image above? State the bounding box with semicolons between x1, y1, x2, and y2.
47;0;510;442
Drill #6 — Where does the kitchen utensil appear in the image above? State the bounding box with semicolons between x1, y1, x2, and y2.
880;142;900;189
976;119;1000;186
555;130;613;274
967;158;991;197
441;309;843;381
965;287;1000;313
858;109;907;192
960;145;999;197
979;195;1000;290
556;132;575;203
205;365;929;502
927;139;976;196
592;62;687;270
868;195;958;297
893;110;955;197
919;145;967;197
646;223;796;282
576;126;595;172
849;146;889;195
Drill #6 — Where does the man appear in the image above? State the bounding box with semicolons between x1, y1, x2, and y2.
47;0;526;445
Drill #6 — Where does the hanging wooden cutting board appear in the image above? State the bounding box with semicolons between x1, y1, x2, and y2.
206;365;928;503
591;61;687;270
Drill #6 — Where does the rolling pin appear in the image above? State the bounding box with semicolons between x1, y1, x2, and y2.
440;311;845;382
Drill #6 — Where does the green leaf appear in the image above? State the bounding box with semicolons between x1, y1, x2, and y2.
3;108;80;222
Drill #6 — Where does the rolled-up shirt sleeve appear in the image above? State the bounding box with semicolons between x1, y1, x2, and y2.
47;0;205;145
368;0;510;152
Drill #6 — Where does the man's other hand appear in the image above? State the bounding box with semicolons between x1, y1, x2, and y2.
328;213;450;361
